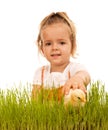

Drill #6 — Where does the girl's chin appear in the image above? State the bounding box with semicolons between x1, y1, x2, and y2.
51;61;63;65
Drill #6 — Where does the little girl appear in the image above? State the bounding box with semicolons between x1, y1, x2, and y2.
32;12;91;104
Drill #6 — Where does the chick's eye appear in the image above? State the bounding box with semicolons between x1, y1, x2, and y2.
78;97;81;100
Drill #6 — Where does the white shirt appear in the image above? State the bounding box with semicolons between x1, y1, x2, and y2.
33;62;87;88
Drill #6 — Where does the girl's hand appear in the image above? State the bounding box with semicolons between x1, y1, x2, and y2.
63;75;87;95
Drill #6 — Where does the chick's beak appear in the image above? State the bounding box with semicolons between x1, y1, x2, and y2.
81;97;86;103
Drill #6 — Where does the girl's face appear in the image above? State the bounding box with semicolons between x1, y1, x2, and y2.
41;23;72;69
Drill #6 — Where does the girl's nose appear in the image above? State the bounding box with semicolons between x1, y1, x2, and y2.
52;43;58;50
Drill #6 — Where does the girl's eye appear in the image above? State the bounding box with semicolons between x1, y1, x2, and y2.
45;42;51;46
60;42;65;45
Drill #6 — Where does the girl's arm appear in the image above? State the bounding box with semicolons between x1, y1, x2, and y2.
63;70;91;95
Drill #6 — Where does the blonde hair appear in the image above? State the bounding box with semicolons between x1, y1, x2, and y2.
37;12;77;57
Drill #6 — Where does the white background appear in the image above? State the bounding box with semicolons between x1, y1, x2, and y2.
0;0;108;90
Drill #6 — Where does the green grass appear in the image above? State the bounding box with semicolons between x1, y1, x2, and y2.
0;81;108;130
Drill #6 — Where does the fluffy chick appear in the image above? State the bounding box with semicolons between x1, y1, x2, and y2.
64;89;86;107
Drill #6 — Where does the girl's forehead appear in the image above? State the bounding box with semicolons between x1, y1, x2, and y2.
40;23;72;43
41;22;71;33
41;23;71;38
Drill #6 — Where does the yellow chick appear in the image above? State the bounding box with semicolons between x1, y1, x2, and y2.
64;89;86;107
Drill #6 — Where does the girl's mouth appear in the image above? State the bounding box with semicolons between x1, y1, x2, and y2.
51;54;61;56
51;54;61;58
51;54;61;59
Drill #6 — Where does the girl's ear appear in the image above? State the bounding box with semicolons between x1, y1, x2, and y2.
41;47;45;56
41;47;44;54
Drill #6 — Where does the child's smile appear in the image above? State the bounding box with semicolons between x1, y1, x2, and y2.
51;53;61;58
